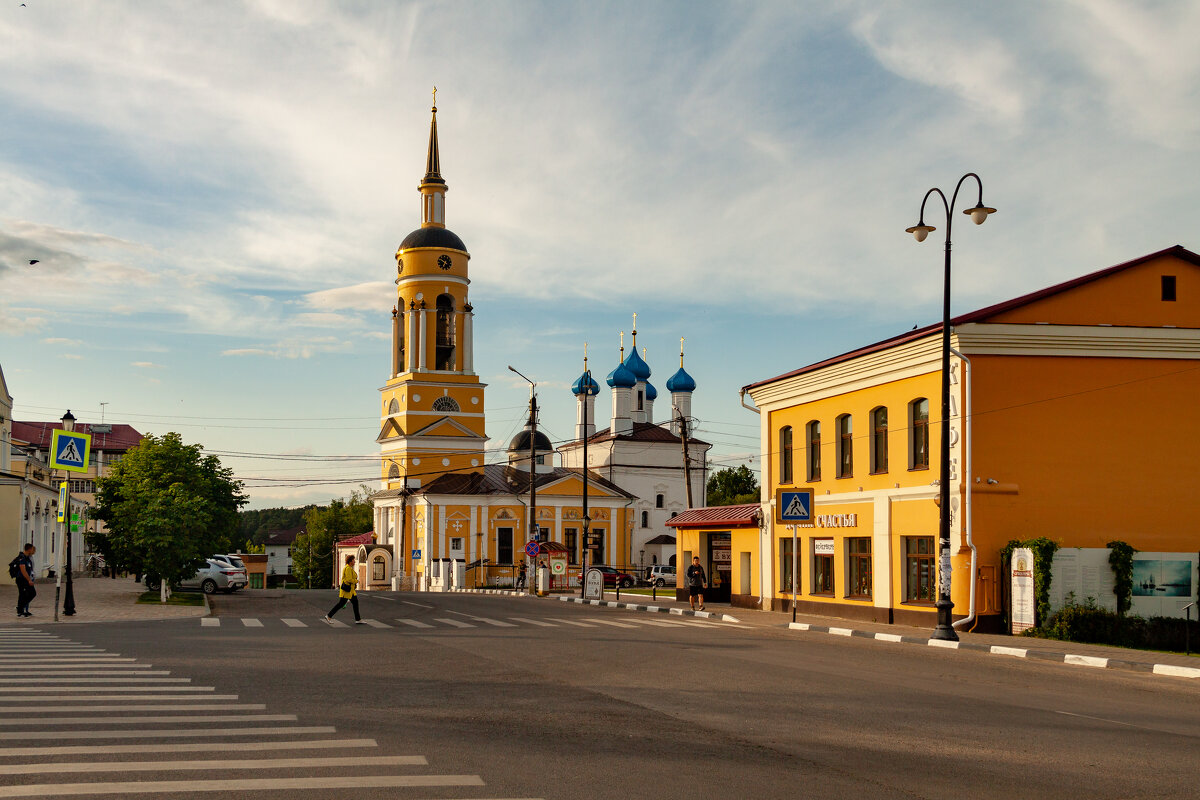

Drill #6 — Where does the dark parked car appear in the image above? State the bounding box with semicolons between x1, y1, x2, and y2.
588;565;636;588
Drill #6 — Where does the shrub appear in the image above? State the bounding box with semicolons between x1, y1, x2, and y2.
1028;602;1200;652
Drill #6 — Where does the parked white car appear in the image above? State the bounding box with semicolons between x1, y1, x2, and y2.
646;565;677;587
144;559;247;594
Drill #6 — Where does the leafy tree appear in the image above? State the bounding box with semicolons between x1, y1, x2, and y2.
94;432;247;602
706;465;760;506
292;487;375;589
239;505;312;545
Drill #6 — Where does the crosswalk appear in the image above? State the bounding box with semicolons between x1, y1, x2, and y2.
0;628;540;798
197;613;729;631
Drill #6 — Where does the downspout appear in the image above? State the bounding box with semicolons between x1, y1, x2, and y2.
739;389;760;415
950;347;977;632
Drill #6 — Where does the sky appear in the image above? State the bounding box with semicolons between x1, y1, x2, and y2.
2;1;1197;509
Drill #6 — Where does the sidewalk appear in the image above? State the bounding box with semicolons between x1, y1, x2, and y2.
0;575;209;625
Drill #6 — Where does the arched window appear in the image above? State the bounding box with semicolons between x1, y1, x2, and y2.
870;406;888;474
836;414;853;478
372;555;386;582
641;511;649;528
387;462;400;479
778;426;793;484
435;294;456;371
432;396;460;413
806;420;821;481
910;398;929;470
655;494;664;509
388;398;400;415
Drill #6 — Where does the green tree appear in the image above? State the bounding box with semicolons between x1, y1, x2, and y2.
94;432;247;602
292;487;375;589
706;465;760;506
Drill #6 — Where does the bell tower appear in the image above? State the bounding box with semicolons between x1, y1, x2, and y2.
378;94;487;490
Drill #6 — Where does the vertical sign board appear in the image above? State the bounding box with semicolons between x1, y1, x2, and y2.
1011;547;1036;633
58;482;68;523
583;568;604;601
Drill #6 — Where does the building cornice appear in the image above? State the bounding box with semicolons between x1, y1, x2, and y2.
955;322;1200;359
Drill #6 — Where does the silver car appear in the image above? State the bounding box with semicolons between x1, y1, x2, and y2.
145;559;247;594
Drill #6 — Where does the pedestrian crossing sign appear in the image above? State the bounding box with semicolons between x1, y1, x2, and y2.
776;489;814;525
50;429;91;473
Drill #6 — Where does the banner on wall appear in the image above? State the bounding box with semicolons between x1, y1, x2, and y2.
1011;547;1035;633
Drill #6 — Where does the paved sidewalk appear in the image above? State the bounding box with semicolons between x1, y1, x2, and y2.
0;575;209;625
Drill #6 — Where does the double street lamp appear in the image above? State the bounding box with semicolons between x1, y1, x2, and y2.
906;173;995;642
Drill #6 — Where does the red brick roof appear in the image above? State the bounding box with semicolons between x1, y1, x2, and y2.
743;245;1200;393
335;532;375;547
665;504;761;529
12;421;144;452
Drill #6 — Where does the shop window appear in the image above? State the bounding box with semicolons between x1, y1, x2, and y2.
372;556;386;581
812;539;834;595
909;399;929;470
905;536;936;602
564;528;578;564
497;528;513;565
806;420;821;481
847;537;872;598
836;414;853;478
779;537;797;594
778;425;793;484
869;407;888;474
640;511;649;528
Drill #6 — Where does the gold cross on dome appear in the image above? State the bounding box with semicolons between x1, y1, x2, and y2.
432;86;437;107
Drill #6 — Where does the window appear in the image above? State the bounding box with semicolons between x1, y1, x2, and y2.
387;463;400;479
779;425;793;484
372;557;386;581
388;398;400;414
1162;275;1177;302
812;540;834;594
435;293;456;370
779;537;797;594
836;414;853;478
806;421;821;481
590;529;605;565
870;407;888;474
909;399;929;470
641;511;649;528
497;527;513;565
847;537;872;598
637;390;644;411
655;494;664;509
905;536;936;602
432;396;460;412
564;528;578;564
450;537;463;551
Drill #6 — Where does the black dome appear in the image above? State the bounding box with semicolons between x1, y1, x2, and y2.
508;429;552;453
399;227;468;252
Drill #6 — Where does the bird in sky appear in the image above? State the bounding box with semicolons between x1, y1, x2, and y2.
28;259;39;265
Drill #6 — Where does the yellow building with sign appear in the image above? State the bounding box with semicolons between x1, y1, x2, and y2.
369;102;636;589
743;246;1200;631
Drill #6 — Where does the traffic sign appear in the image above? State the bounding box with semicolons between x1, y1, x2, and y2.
50;429;91;473
57;482;67;522
523;540;541;558
776;489;815;524
411;549;422;559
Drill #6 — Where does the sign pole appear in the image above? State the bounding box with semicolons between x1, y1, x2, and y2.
63;480;75;615
791;524;798;624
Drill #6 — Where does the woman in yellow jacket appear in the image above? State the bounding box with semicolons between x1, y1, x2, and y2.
323;554;364;625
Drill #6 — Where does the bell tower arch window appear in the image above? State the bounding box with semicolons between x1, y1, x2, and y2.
435;293;456;371
388;398;400;415
432;396;460;413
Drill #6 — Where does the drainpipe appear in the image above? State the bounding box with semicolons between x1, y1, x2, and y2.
950;347;976;632
739;389;760;415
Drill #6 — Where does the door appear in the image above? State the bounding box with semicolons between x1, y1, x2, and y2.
708;532;732;603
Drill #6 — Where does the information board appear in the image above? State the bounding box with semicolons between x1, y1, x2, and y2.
1011;547;1035;633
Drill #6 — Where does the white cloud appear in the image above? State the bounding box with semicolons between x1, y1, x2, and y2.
131;361;163;369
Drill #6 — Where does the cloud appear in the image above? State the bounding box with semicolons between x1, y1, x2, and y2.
305;281;393;313
131;361;163;369
42;337;82;346
221;335;352;359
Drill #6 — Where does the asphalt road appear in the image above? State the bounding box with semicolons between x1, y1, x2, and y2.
3;591;1198;799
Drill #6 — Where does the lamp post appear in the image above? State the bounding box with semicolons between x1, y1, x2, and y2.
906;173;995;642
508;365;538;593
61;410;77;617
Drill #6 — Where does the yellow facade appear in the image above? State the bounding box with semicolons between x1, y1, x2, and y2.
746;246;1200;631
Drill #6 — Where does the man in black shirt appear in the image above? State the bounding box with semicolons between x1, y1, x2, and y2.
13;543;36;618
686;556;706;612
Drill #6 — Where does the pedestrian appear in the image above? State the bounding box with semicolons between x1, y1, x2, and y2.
323;554;363;625
10;543;36;618
516;561;527;589
686;555;706;612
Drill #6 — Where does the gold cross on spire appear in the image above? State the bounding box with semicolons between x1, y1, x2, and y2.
619;331;625;356
680;337;685;366
584;342;589;368
432;85;437;109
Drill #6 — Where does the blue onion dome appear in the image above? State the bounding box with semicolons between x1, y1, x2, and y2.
622;347;651;381
645;381;658;401
607;362;636;388
572;371;600;396
665;366;696;393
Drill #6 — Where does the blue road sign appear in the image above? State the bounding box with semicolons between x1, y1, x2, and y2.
776;489;815;524
523;540;541;558
411;549;422;559
50;429;91;473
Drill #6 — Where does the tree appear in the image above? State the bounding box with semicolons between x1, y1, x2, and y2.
94;432;247;602
706;465;760;506
291;487;375;589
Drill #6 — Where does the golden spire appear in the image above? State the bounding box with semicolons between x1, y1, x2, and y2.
680;337;685;367
619;331;625;359
423;87;443;185
631;312;637;345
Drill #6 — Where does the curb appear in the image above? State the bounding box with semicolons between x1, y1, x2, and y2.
558;595;741;623
447;588;530;597
786;622;1200;681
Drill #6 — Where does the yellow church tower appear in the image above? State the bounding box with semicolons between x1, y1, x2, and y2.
378;95;487;490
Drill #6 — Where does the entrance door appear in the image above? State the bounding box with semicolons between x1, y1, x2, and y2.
707;532;732;603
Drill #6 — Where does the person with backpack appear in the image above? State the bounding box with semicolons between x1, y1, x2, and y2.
10;543;36;618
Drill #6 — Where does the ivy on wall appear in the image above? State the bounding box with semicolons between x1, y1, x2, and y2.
1106;540;1137;616
1001;537;1060;627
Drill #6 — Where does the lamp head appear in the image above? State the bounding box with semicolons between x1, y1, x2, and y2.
965;202;997;225
905;223;935;243
60;410;76;431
